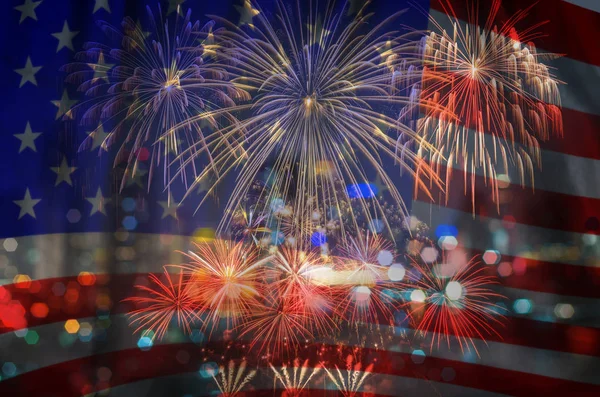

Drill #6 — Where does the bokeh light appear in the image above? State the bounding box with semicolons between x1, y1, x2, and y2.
353;286;372;302
445;281;463;301
122;216;138;231
438;236;458;250
346;183;377;199
554;303;575;319
311;231;327;246
24;330;39;345
64;319;80;334
121;197;136;212
411;349;426;364
2;362;17;377
199;362;219;379
410;289;426;302
513;299;533;314
388;263;406;281
498;262;512;277
420;247;438;263
66;209;81;223
377;250;394;266
137;336;153;350
368;218;384;233
435;224;458;238
3;238;18;252
483;250;501;265
30;302;49;318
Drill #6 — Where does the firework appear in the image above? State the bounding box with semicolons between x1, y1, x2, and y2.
404;253;505;354
231;203;271;245
265;191;336;250
270;358;322;397
270;175;410;249
334;233;402;326
338;233;395;278
339;195;408;242
416;0;563;210
231;185;333;250
322;354;374;397
270;247;338;335
277;201;324;245
177;239;272;336
238;289;313;357
62;5;247;189
125;268;202;340
173;0;441;235
212;359;257;397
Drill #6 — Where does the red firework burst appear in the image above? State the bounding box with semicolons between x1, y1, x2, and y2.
238;290;313;358
337;233;395;280
176;239;272;336
415;0;563;210
125;268;202;340
270;247;339;335
334;233;402;326
405;253;505;354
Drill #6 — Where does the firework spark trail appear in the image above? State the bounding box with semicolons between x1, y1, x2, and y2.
270;247;339;336
231;204;271;245
338;233;395;280
212;359;257;397
171;0;443;237
413;0;563;210
259;179;410;248
249;187;337;250
125;268;202;340
322;354;374;397
334;233;402;326
270;358;322;397
175;240;272;337
277;201;325;245
404;253;505;354
338;194;408;241
237;287;316;357
62;4;247;190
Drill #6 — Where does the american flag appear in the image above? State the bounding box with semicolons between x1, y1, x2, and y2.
0;0;599;396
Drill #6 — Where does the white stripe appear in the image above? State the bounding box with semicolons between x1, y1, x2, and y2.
412;201;600;268
428;9;600;116
501;286;600;328
536;150;600;199
2;229;597;284
494;146;600;199
3;231;599;330
563;0;600;13
424;122;600;199
410;332;600;385
553;55;600;116
1;314;598;386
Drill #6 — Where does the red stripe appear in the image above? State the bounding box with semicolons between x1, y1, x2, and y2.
2;275;600;356
431;0;600;67
0;343;597;396
545;107;600;159
417;165;600;235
